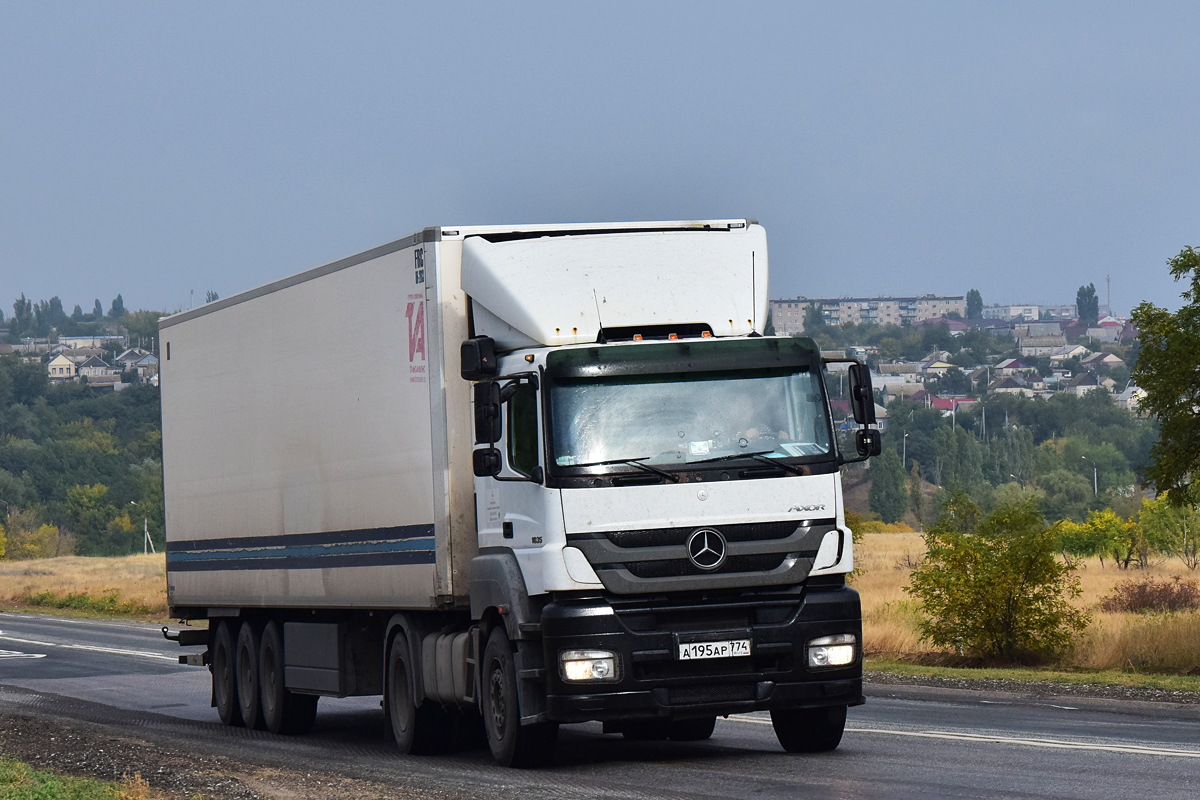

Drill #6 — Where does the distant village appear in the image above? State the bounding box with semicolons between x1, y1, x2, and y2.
769;291;1143;431
0;333;158;391
0;290;1140;415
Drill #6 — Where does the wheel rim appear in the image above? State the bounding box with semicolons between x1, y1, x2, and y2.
488;659;507;739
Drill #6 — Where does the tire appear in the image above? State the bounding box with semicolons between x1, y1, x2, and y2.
236;621;265;730
212;620;244;727
481;627;558;768
771;705;847;753
386;632;457;755
259;620;318;735
669;716;716;741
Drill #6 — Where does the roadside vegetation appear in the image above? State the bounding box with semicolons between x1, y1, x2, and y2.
0;554;167;619
0;756;164;800
858;530;1200;677
0;356;164;559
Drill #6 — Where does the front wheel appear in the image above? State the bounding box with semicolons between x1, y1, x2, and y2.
771;705;847;753
481;627;558;768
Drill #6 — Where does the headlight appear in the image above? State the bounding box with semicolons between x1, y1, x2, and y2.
559;649;620;682
806;634;856;668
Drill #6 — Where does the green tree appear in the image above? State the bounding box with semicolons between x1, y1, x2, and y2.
906;494;1088;661
120;310;163;350
1038;469;1094;522
966;289;983;320
1139;494;1200;570
1076;283;1099;326
934;426;984;491
92;299;104;319
1131;246;1200;506
11;294;32;337
908;461;926;528
65;483;116;555
869;448;908;523
803;302;825;338
108;294;125;318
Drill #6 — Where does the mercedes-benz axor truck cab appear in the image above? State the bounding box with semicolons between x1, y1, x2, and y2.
160;220;881;768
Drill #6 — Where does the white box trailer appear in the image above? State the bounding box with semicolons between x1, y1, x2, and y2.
160;220;880;767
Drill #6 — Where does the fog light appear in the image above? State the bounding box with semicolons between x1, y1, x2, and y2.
807;634;856;668
560;649;619;682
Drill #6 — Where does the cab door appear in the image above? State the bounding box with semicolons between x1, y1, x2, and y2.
474;374;550;593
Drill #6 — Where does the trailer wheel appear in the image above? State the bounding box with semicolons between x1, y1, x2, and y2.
236;621;266;730
212;620;244;727
259;620;318;735
386;632;457;755
481;627;557;768
770;704;847;753
669;716;716;741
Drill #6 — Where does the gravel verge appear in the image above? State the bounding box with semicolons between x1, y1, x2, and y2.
865;669;1200;706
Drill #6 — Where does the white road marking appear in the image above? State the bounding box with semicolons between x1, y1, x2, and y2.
0;649;46;660
0;631;177;662
726;715;1200;759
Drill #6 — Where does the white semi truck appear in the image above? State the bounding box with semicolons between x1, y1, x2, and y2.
159;220;880;767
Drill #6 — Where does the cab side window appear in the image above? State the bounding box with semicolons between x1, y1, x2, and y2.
507;384;540;477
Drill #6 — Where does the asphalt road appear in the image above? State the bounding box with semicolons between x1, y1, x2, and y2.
2;611;1200;799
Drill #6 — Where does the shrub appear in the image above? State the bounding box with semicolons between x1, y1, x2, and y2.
1100;577;1200;613
906;492;1089;662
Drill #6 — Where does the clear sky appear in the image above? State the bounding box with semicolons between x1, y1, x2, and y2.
2;1;1198;318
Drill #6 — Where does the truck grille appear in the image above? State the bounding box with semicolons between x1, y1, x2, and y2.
625;553;787;579
604;521;804;549
567;520;836;594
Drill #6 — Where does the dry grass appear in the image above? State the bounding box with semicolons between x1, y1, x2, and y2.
855;532;1200;673
0;553;168;619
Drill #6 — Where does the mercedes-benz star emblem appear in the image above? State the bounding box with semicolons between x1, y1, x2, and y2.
686;528;727;571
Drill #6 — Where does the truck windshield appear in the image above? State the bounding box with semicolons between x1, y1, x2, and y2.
549;367;831;469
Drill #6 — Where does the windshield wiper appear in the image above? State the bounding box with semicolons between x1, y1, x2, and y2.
569;456;681;483
688;449;804;475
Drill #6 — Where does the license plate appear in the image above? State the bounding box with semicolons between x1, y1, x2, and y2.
677;639;751;660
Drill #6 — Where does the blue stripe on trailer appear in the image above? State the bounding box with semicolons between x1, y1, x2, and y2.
165;526;437;571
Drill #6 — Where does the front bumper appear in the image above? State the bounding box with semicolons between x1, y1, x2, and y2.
540;581;863;723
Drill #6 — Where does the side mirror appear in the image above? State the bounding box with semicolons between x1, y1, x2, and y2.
848;362;877;425
855;429;882;458
473;448;502;477
461;337;498;381
474;382;502;444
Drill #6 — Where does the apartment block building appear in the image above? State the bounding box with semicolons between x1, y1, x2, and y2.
770;294;966;334
981;304;1040;321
